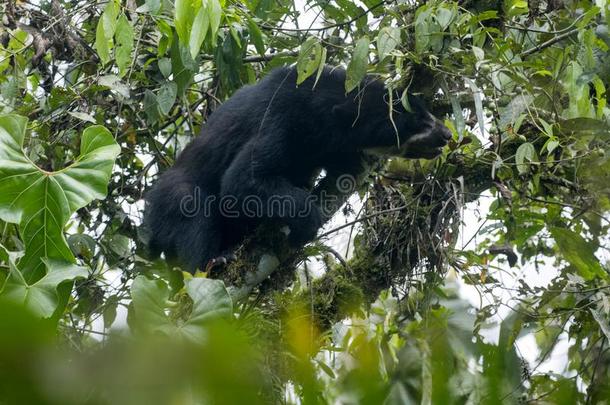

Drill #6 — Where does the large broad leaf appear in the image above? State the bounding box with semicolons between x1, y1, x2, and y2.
176;0;222;54
189;6;209;59
515;142;537;175
207;0;223;41
131;276;233;341
247;17;266;55
0;115;120;282
181;278;233;340
130;276;176;335
94;0;119;65
175;0;201;47
376;27;400;61
157;81;178;115
345;36;370;93
115;14;134;77
434;3;457;30
414;5;432;53
2;258;87;317
550;227;606;280
296;37;323;85
171;40;196;97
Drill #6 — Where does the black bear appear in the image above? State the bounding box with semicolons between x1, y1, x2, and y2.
143;66;451;272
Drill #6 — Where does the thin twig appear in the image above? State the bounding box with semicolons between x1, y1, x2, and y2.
521;27;581;57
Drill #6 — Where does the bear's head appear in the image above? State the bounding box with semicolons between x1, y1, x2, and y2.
387;94;453;159
333;86;452;160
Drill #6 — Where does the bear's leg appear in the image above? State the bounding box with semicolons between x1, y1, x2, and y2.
174;212;223;272
220;173;323;246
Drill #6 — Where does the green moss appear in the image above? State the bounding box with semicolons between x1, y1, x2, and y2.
285;271;365;329
348;252;394;304
216;223;294;288
218;256;250;286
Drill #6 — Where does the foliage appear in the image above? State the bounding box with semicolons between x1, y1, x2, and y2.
0;0;610;403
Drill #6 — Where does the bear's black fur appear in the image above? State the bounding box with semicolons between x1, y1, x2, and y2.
144;66;451;272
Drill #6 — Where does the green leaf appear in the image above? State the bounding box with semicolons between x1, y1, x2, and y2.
207;0;223;40
434;4;455;30
0;115;120;282
247;17;265;55
95;19;111;65
314;47;327;89
105;234;131;259
590;308;610;341
544;138;559;154
130;276;175;334
175;0;200;46
345;36;370;93
2;258;87;317
158;58;172;78
498;95;532;130
115;14;134;77
443;81;465;139
157;19;173;56
550;227;606;280
401;88;412;112
95;0;119;65
98;74;130;98
376;27;400;61
101;0;119;35
67;234;96;259
315;359;336;379
296;37;322;85
228;25;242;48
170;40;196;96
103;295;119;329
415;6;432;53
472;10;498;22
179;278;232;341
576;6;600;29
592;76;607;119
189;6;209;59
68;111;97;124
131;276;232;341
472;46;484;61
143;90;160;124
507;0;528;17
515;142;536;174
144;0;161;14
157;82;178;115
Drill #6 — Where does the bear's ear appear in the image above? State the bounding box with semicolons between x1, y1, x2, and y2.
332;100;357;122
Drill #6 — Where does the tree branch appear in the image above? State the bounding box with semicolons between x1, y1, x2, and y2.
521;27;580;57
